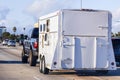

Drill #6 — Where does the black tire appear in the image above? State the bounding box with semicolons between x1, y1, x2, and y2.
39;58;42;73
29;50;37;66
41;57;49;74
21;49;28;63
96;70;109;74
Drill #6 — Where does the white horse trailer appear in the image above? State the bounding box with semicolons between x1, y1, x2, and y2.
38;9;116;74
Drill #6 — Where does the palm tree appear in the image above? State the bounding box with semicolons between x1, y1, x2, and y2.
13;26;17;34
13;26;17;40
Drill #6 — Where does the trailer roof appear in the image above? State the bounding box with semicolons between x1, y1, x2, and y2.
39;11;59;20
63;9;109;12
39;9;110;20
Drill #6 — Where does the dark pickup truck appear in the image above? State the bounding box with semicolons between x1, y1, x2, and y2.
112;37;120;63
21;27;39;66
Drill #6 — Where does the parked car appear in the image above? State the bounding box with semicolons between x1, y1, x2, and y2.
7;40;16;47
2;39;9;46
112;37;120;63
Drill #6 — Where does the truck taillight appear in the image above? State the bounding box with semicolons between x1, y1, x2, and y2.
34;42;38;48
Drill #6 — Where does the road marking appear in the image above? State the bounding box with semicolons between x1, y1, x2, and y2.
33;76;41;80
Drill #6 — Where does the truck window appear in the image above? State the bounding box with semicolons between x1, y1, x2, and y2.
40;25;42;32
43;24;46;32
46;19;50;26
112;39;120;54
46;19;50;32
31;28;39;38
44;33;47;41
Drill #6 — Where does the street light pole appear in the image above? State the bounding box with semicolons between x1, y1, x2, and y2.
81;0;82;9
23;27;25;35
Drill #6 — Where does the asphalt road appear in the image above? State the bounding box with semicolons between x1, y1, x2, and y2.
0;44;120;80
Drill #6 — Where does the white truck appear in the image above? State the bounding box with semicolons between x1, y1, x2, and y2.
38;9;116;74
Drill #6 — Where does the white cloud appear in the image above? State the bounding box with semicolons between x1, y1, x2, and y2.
112;22;120;33
25;0;80;20
113;8;120;20
24;0;80;34
0;6;10;20
112;8;120;33
0;6;10;27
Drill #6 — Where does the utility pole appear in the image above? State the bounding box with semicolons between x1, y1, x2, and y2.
81;0;82;9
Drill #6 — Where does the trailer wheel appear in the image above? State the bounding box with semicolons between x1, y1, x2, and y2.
21;49;28;63
96;70;109;74
42;57;49;74
29;50;37;66
39;58;42;73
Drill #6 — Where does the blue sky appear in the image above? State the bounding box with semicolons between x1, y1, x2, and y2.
0;0;120;34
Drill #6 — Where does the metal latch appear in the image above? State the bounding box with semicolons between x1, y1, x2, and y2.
98;26;108;29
